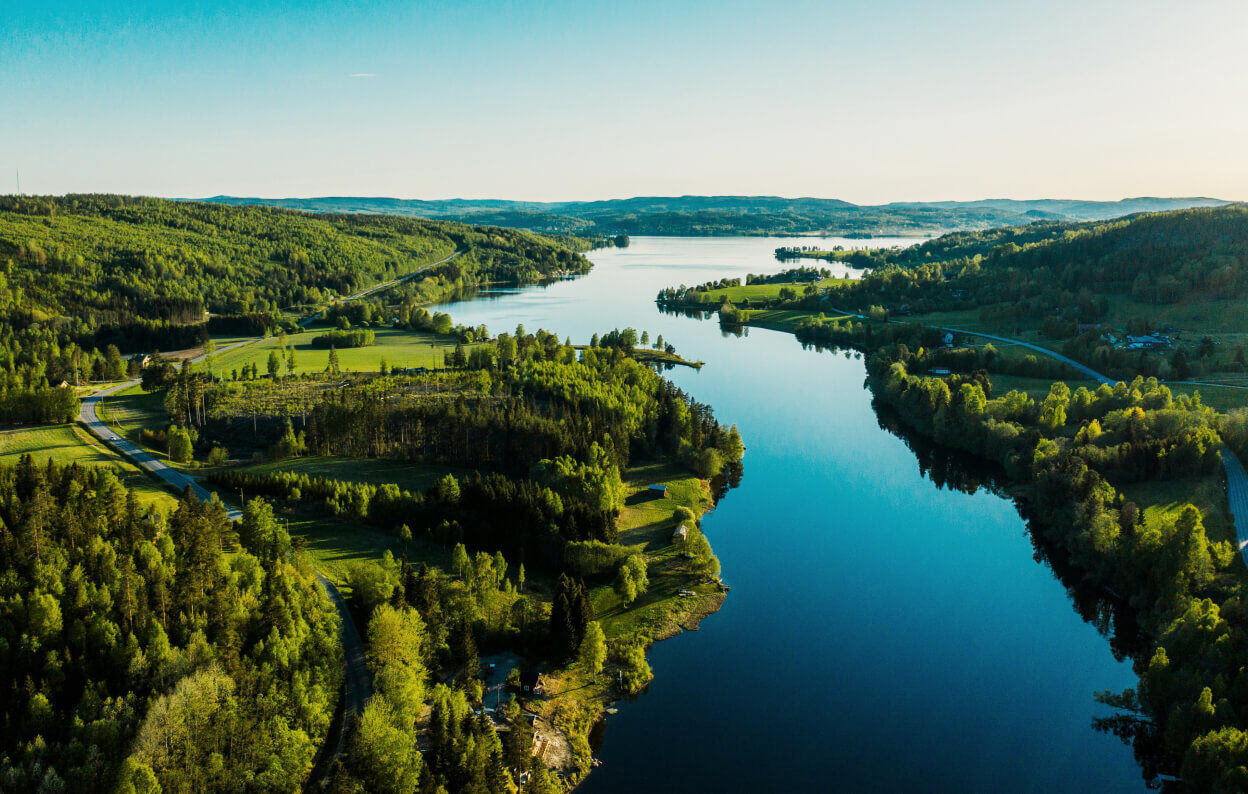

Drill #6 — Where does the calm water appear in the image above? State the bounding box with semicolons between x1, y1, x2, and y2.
433;237;1145;793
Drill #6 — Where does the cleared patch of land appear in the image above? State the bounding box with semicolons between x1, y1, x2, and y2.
290;514;453;580
0;424;178;510
208;327;471;377
1120;474;1233;548
679;278;844;305
242;456;465;494
98;384;168;448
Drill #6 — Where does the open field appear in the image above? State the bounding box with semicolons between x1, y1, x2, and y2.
242;456;466;494
0;424;178;510
290;514;453;581
738;308;852;333
1169;382;1248;413
207;326;471;377
591;461;720;641
98;383;168;449
1120;473;1235;553
679;278;844;305
987;374;1095;401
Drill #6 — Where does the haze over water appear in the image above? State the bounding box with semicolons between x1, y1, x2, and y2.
434;237;1144;793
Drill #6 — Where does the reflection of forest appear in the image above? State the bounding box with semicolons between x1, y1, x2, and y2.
872;399;1172;786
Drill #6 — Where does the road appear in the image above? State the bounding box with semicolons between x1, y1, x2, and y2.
72;250;460;779
314;574;372;786
936;328;1116;385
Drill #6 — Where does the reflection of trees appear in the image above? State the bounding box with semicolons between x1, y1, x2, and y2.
873;397;1170;787
657;305;715;321
710;460;744;503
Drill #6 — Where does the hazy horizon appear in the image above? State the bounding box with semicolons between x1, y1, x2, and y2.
181;192;1236;205
5;0;1247;202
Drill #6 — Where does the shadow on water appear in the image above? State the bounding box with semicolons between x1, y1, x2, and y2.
871;397;1171;785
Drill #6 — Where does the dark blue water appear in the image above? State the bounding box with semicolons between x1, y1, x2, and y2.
433;237;1144;793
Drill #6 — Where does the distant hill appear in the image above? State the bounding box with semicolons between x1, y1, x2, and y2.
194;194;1231;237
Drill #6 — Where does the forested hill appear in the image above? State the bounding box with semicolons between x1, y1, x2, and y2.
834;203;1248;312
195;194;1229;237
0;194;591;339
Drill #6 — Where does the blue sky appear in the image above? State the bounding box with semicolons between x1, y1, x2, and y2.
3;0;1246;202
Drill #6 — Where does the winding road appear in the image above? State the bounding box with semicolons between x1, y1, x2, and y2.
75;249;460;781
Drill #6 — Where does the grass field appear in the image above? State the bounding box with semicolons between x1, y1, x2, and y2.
241;456;465;494
680;278;844;305
1120;473;1235;552
589;461;719;640
1169;382;1248;413
207;326;470;378
291;514;453;579
98;384;168;449
739;308;852;333
0;424;178;511
985;374;1089;400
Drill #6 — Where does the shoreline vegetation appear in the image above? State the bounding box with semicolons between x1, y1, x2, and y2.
661;209;1248;792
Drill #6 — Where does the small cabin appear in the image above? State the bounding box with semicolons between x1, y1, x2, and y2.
647;484;667;497
673;524;688;543
519;671;543;695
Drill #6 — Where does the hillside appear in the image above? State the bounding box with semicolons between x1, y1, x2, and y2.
0;194;592;422
0;194;591;346
195;194;1230;237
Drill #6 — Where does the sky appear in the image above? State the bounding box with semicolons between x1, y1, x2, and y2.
2;0;1247;204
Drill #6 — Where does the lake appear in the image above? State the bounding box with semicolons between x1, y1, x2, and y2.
433;236;1145;792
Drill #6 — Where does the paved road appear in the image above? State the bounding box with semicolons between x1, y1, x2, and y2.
319;575;372;768
73;251;463;779
937;328;1116;385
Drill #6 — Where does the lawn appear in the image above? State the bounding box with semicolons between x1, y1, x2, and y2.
0;424;178;511
986;374;1098;400
241;456;465;494
591;461;720;641
207;326;471;378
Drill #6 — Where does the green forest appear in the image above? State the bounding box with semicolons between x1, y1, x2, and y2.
0;194;590;424
0;463;341;791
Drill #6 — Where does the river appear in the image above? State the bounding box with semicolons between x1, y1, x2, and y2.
432;236;1145;792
